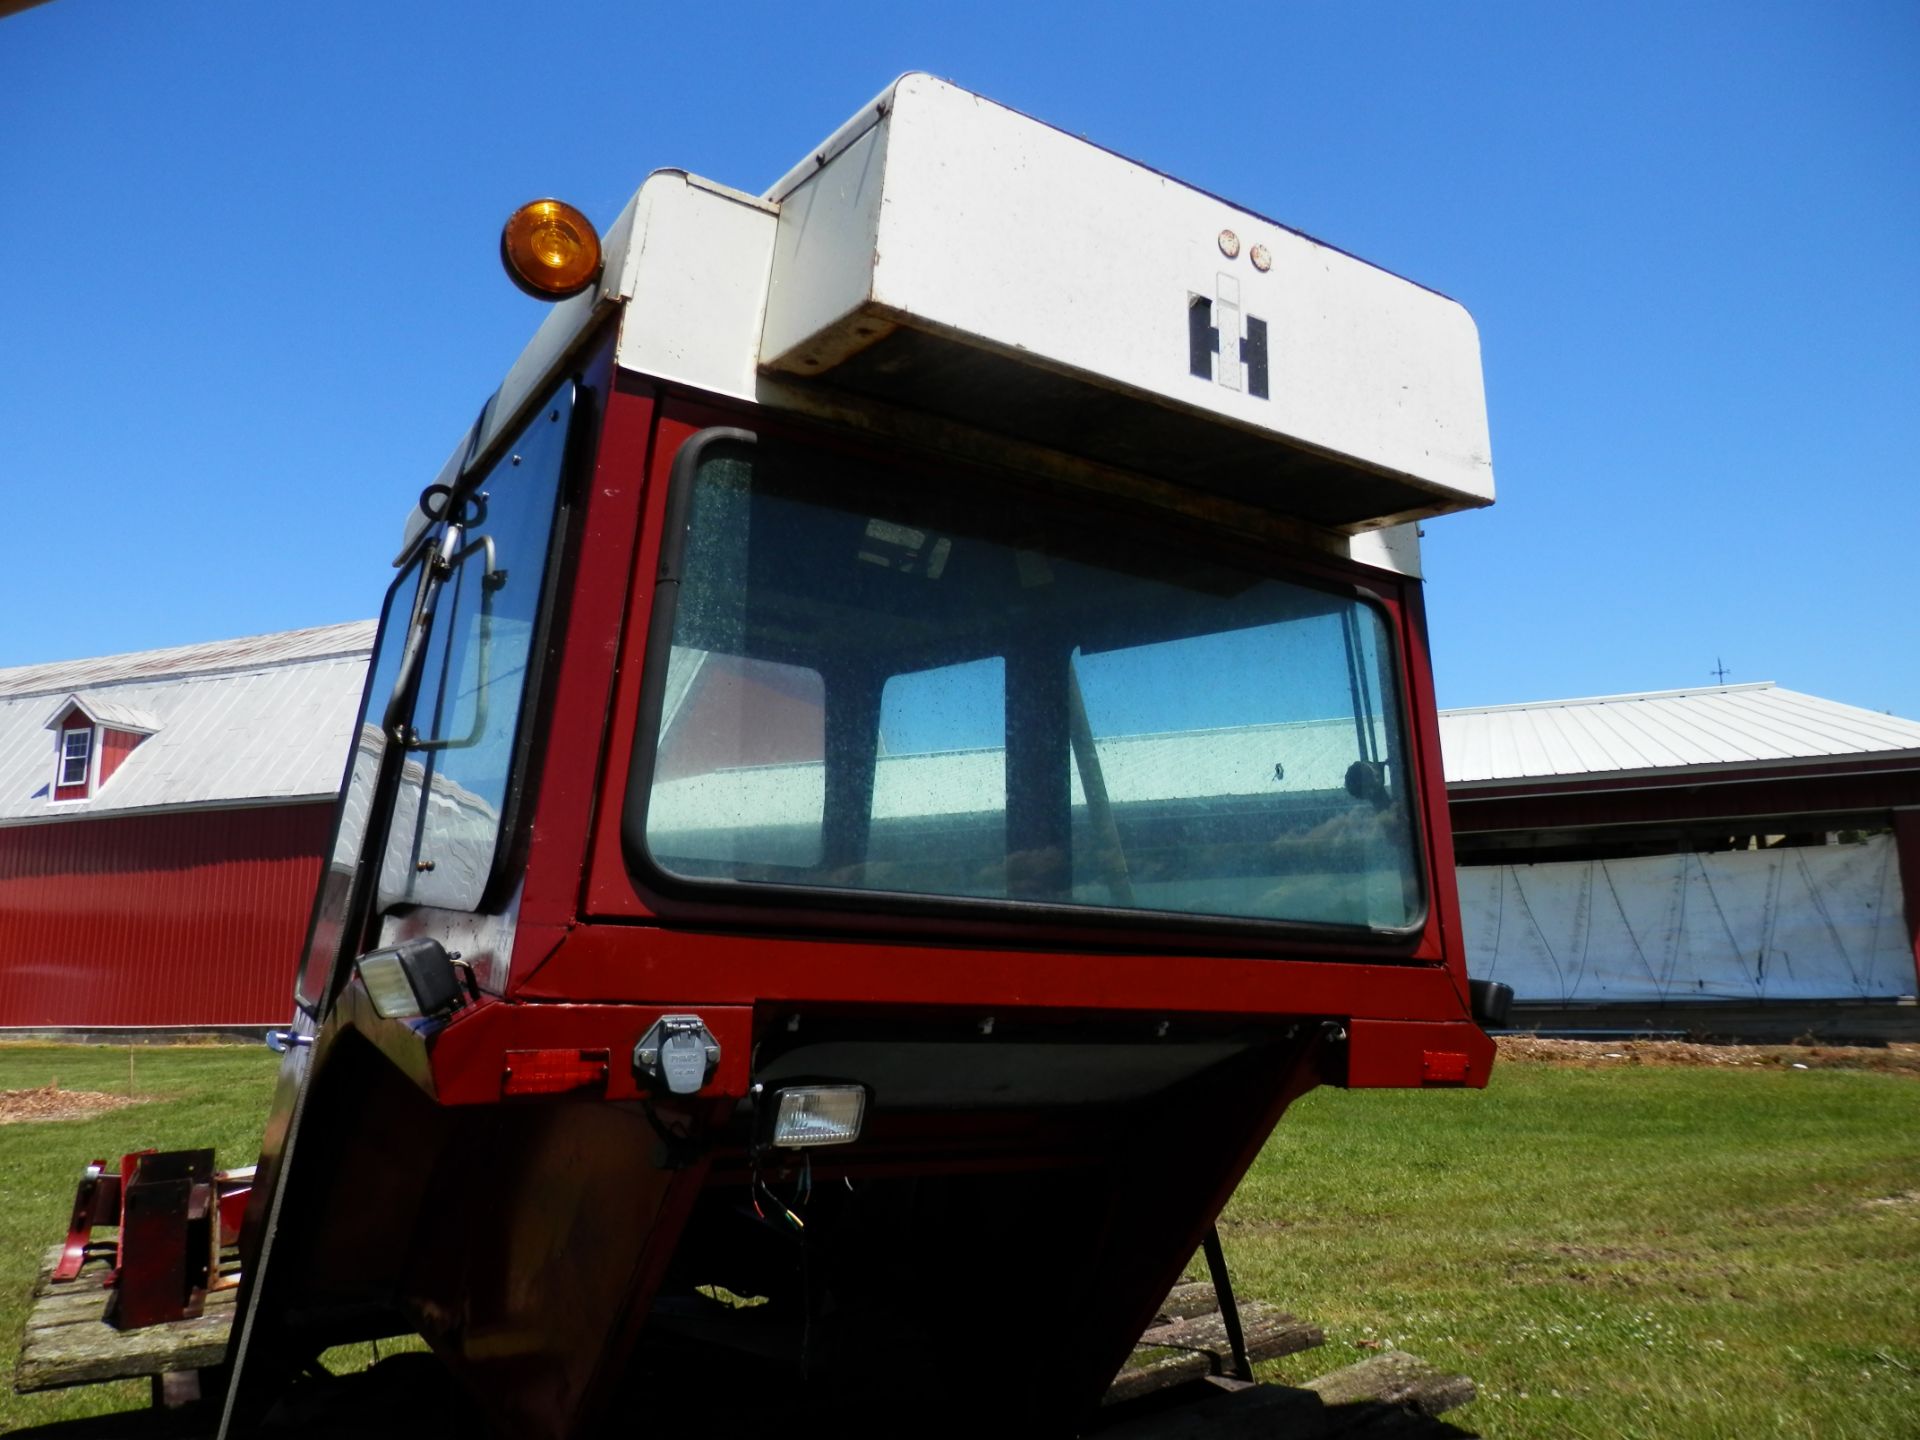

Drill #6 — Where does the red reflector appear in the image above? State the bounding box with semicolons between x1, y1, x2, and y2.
502;1049;610;1098
1422;1050;1471;1084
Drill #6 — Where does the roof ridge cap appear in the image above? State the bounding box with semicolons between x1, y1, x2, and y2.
1441;681;1776;716
0;621;377;700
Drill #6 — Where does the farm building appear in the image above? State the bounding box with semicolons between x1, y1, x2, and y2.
1444;683;1920;1035
0;622;374;1031
3;611;1916;1040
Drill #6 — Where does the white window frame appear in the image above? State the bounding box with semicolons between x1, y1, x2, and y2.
57;726;93;792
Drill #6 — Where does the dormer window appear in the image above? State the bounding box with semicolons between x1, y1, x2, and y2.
58;727;93;788
43;693;159;804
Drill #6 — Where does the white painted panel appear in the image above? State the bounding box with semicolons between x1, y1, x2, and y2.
763;120;890;371
615;173;778;402
1347;524;1423;579
761;74;1493;515
1458;835;1916;1002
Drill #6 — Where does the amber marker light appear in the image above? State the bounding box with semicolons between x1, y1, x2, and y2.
500;198;602;300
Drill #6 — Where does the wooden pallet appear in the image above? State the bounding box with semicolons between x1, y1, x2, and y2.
14;1255;1476;1439
14;1244;237;1396
1099;1280;1477;1437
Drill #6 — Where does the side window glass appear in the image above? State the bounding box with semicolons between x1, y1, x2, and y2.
1070;603;1418;927
867;656;1007;897
377;386;572;912
647;650;827;870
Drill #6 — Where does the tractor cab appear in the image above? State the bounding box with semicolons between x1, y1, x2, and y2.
36;76;1503;1439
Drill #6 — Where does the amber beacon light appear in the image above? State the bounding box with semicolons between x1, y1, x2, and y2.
500;199;602;300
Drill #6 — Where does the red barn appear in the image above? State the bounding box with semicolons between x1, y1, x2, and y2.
0;622;372;1032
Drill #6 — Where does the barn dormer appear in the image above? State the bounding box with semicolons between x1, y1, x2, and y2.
44;695;160;802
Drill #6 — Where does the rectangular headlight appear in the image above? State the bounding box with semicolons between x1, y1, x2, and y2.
357;938;463;1020
769;1085;866;1148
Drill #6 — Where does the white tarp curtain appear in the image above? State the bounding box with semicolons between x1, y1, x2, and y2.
1457;833;1916;1003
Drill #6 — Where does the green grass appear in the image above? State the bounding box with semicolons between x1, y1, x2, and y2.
3;1047;1917;1437
0;1043;279;1430
1229;1065;1920;1439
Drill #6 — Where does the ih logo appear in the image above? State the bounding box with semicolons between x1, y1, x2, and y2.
1188;274;1269;399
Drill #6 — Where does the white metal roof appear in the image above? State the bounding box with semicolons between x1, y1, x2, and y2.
651;716;1376;840
44;694;162;734
9;610;1912;828
0;622;374;825
1439;682;1920;786
0;621;375;698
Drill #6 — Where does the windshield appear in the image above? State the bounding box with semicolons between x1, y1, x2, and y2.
634;435;1423;933
292;557;422;1008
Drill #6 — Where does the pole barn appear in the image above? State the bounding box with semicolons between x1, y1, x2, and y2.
0;623;372;1032
1444;683;1920;1037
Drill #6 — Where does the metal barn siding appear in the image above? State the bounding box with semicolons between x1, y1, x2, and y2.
98;727;145;786
0;803;333;1028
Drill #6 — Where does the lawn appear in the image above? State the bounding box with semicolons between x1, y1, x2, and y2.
1232;1063;1920;1439
2;1043;1917;1437
0;1043;280;1429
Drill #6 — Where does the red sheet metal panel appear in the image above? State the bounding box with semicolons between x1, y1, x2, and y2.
98;728;146;787
0;804;331;1027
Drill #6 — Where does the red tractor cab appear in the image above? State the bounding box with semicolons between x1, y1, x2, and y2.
53;75;1506;1438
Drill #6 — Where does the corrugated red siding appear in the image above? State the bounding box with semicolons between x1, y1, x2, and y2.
0;804;332;1027
99;727;145;786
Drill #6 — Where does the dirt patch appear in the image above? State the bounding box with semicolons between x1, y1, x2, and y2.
1496;1036;1920;1077
1550;1243;1674;1264
1863;1191;1920;1210
0;1084;142;1124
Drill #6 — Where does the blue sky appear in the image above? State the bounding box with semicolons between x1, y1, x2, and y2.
3;1;1915;720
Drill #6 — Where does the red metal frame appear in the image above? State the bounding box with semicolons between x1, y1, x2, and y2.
51;1149;251;1326
209;350;1493;1438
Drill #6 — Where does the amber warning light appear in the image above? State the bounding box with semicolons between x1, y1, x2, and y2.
500;199;602;300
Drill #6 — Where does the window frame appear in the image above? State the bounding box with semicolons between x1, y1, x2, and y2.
620;424;1435;957
56;725;93;792
374;378;582;917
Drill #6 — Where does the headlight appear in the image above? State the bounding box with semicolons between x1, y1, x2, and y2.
766;1085;867;1149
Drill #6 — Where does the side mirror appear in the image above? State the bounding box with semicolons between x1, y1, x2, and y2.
1469;979;1514;1029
